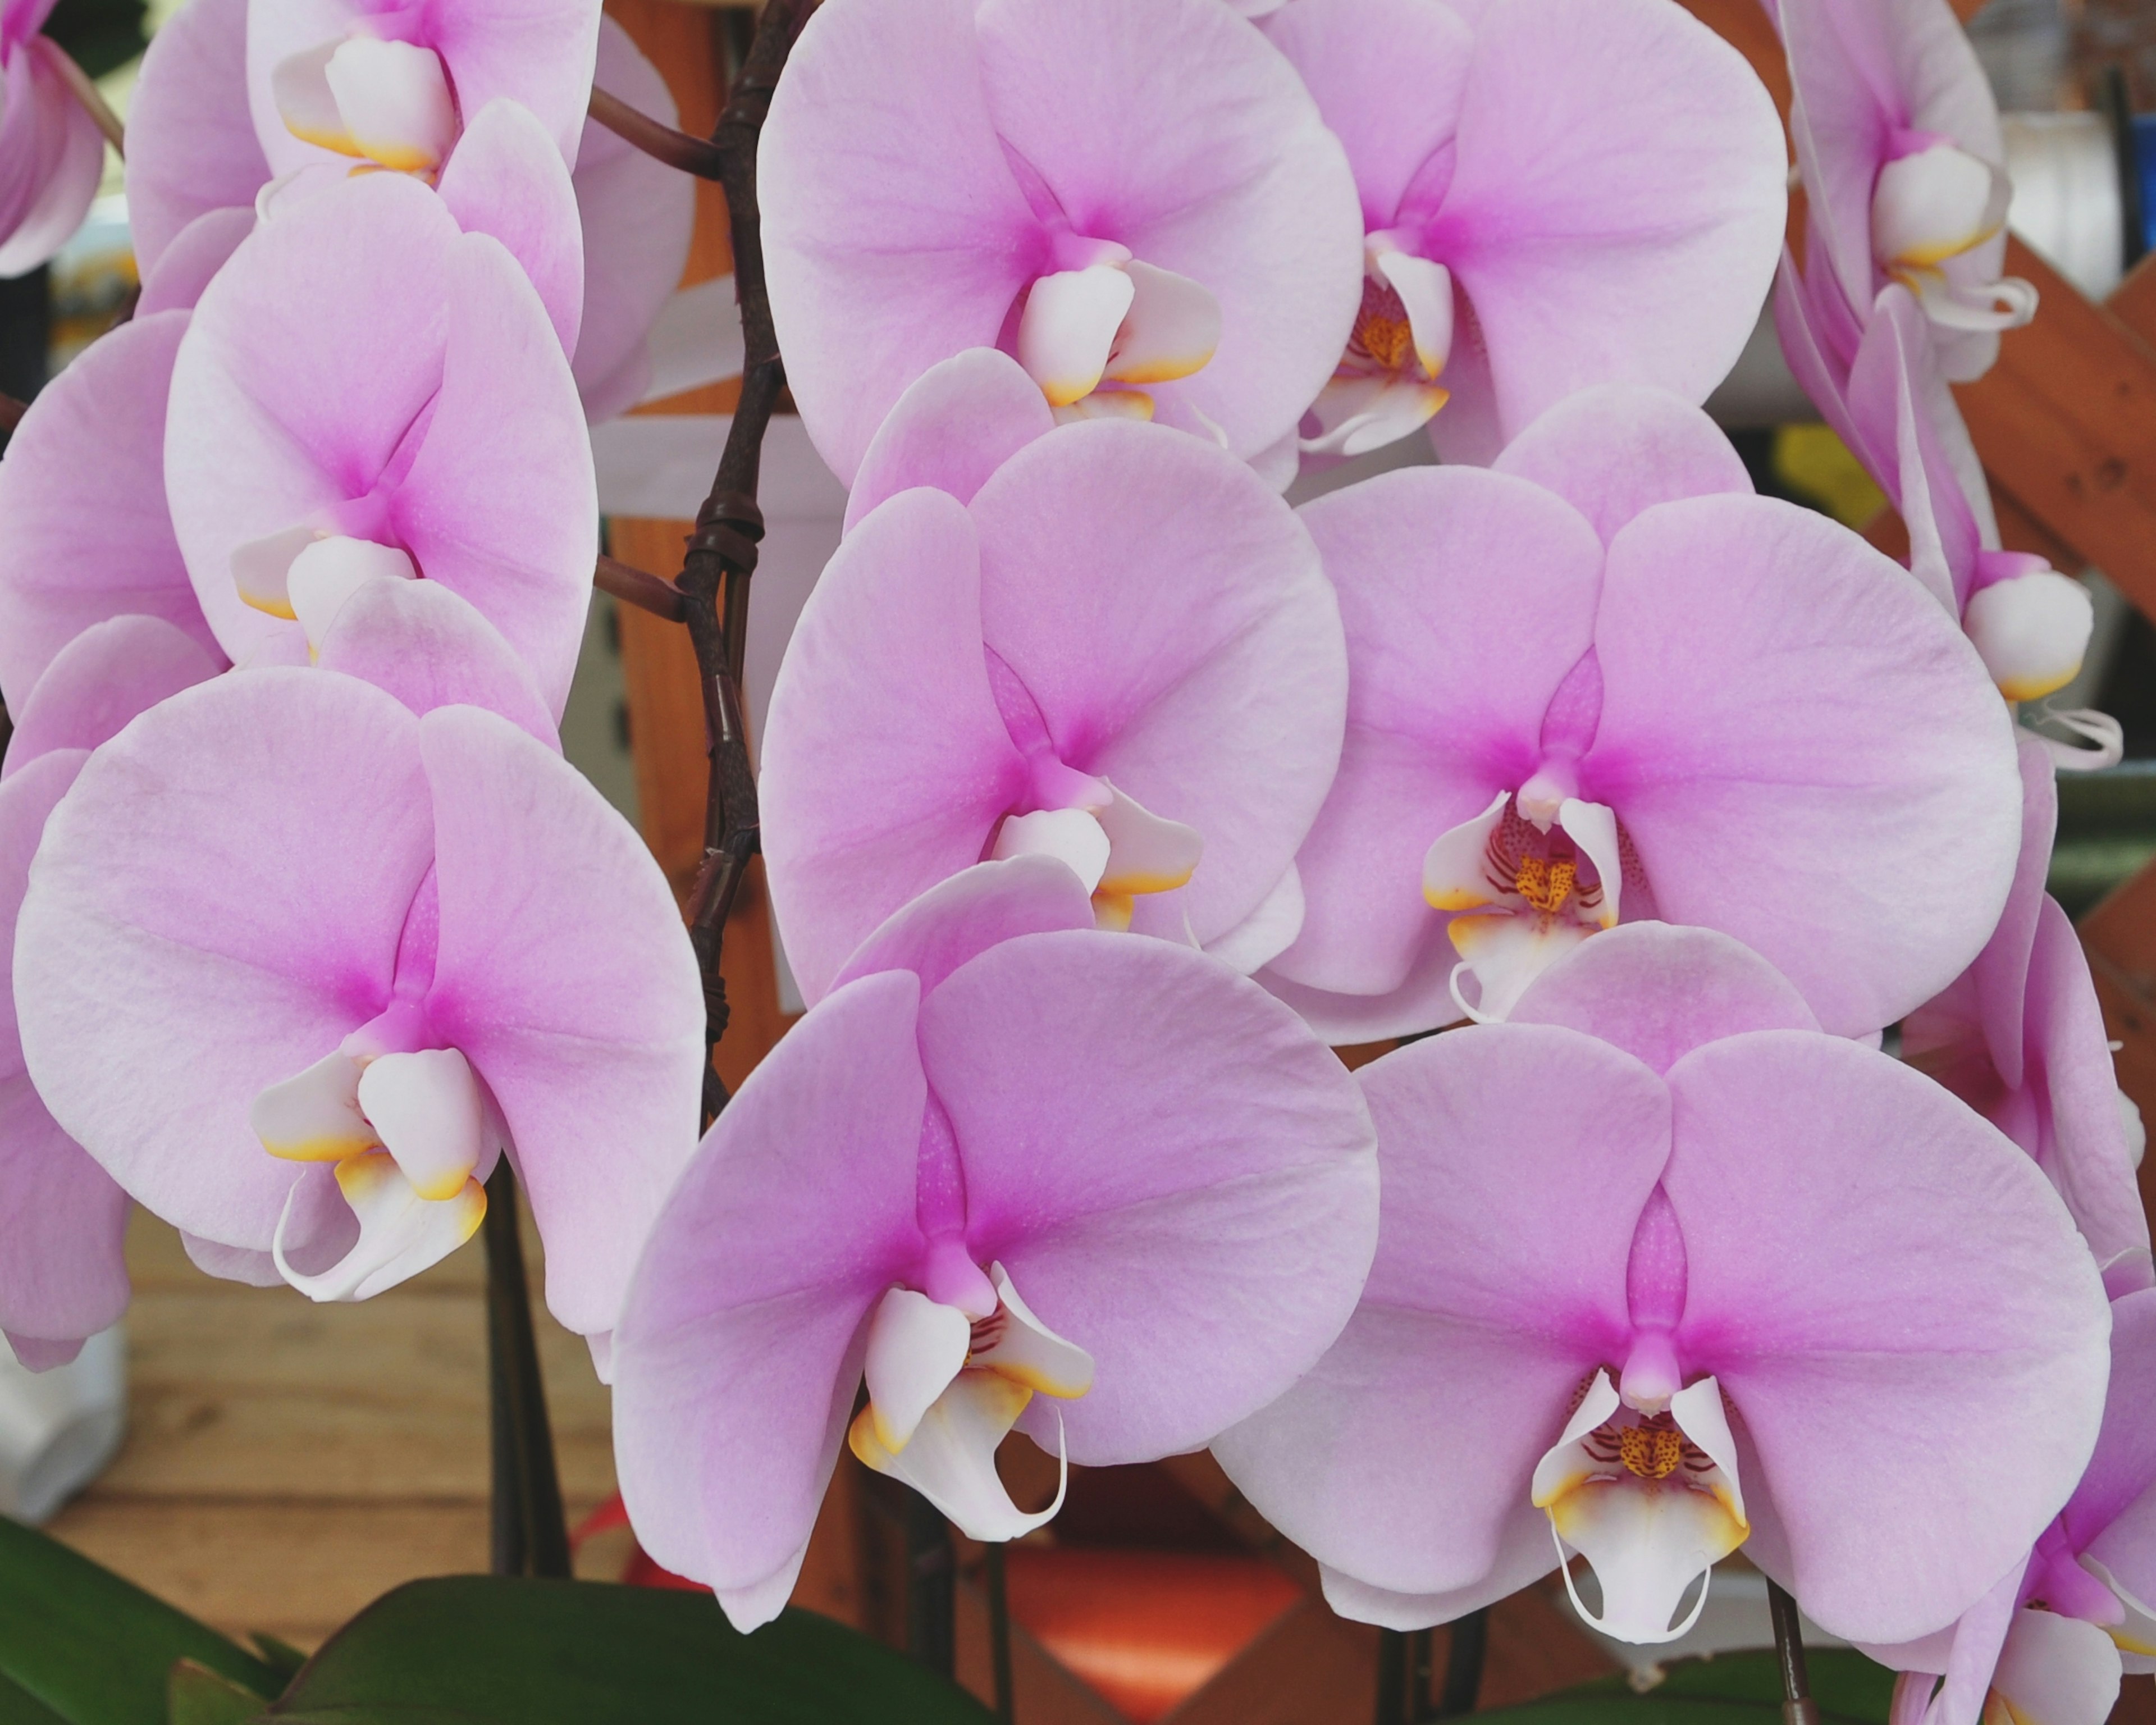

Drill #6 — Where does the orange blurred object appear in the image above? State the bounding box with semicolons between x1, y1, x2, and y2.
1003;1546;1301;1723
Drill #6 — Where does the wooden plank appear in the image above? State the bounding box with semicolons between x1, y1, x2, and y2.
1953;238;2156;619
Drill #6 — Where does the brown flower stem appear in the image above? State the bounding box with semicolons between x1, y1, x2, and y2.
51;46;124;157
587;84;728;180
1769;1580;1821;1725
595;551;687;623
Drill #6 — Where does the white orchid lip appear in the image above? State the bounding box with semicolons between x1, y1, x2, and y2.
1014;250;1222;422
1531;1369;1750;1646
848;1262;1093;1542
274;34;459;175
992;777;1203;932
252;1035;492;1302
1870;139;2036;336
1426;790;1624;1021
1963;565;2094;703
233;527;418;655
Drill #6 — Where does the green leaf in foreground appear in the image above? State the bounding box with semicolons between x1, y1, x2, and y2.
166;1664;270;1725
265;1576;995;1725
1474;1648;1895;1725
0;1518;280;1725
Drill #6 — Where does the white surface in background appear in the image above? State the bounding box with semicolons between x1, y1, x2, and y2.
0;1327;126;1526
2004;112;2126;301
636;277;747;407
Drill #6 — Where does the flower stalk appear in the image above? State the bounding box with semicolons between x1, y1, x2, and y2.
1768;1579;1820;1725
483;1159;570;1580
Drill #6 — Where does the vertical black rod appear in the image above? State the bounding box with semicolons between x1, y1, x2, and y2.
986;1542;1015;1723
483;1160;570;1579
1376;1627;1408;1725
1436;1609;1488;1718
904;1491;956;1678
1768;1581;1821;1725
1408;1629;1434;1722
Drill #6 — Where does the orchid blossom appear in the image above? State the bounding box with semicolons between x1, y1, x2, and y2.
0;0;104;279
0;617;222;1368
12;662;700;1341
163;168;597;713
1217;923;2113;1647
1779;276;2107;756
761;356;1347;1002
610;857;1379;1630
1259;386;2023;1042
129;0;692;423
1905;734;2152;1298
1778;0;2034;384
758;0;1363;482
1264;0;1785;464
1863;1289;2156;1725
0;310;223;710
246;0;602;180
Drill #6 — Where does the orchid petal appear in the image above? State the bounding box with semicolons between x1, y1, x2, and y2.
1555;798;1620;929
437;98;585;356
1547;1470;1740;1645
270;40;350;156
1491;386;1753;545
919;932;1378;1463
1447;908;1594;1022
1966;572;2094;703
1301;372;1451;459
849;1372;1066;1543
0;44;103;279
250;1051;376;1163
829;855;1095;999
1664;1034;2112;1642
1990;1610;2122;1725
1510;924;1818;1075
861;1286;972;1453
1373;252;1454;380
843;348;1056;534
1017;264;1134;408
273;1149;485;1302
138;207;257;318
1424;792;1519;912
1093;784;1203;897
0;616;221;782
123;0;268;276
418;706;702;1339
1104;261;1221;387
611;971;929;1621
312;576;559;749
0;312;220;708
322;37;455;172
1202;862;1305;976
286;536;417;650
977;1263;1095;1399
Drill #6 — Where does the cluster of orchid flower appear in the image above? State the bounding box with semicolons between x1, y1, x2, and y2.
0;0;2146;1718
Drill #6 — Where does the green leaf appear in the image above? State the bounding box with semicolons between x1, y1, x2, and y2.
1474;1649;1895;1725
239;1649;303;1694
0;1672;71;1725
166;1664;267;1725
264;1577;995;1725
0;1516;280;1725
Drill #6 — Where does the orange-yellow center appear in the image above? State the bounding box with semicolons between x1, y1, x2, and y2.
1356;312;1413;374
1619;1426;1684;1481
1514;855;1577;915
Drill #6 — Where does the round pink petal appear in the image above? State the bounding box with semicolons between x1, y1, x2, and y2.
570;17;693;420
1510;923;1818;1073
969;421;1347;948
13;670;432;1250
1;614;222;779
973;0;1362;459
1263;0;1474;231
0;43;104;279
0;749;130;1358
2063;1287;2156;1557
759;487;1027;1005
1490;385;1754;545
830;855;1095;998
1213;1023;1667;1599
844;348;1055;535
437;97;586;355
1586;496;2023;1037
919;930;1378;1464
0;311;221;708
123;0;267;276
419;705;703;1340
611;970;929;1606
1666;1032;2113;1643
137;206;257;317
760;0;1043;482
1267;467;1605;998
1426;0;1785;448
313;577;558;746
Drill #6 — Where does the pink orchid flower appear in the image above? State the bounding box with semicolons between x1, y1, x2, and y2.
246;0;601;180
1905;734;2151;1299
1862;1289;2156;1725
1778;0;2035;385
1779;276;2102;743
163;168;597;713
0;309;223;710
1217;923;2113;1646
610;857;1379;1629
1265;0;1785;464
0;616;222;1367
0;0;104;277
12;658;700;1339
760;353;1347;1004
129;0;689;422
1259;385;2023;1041
758;0;1363;483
